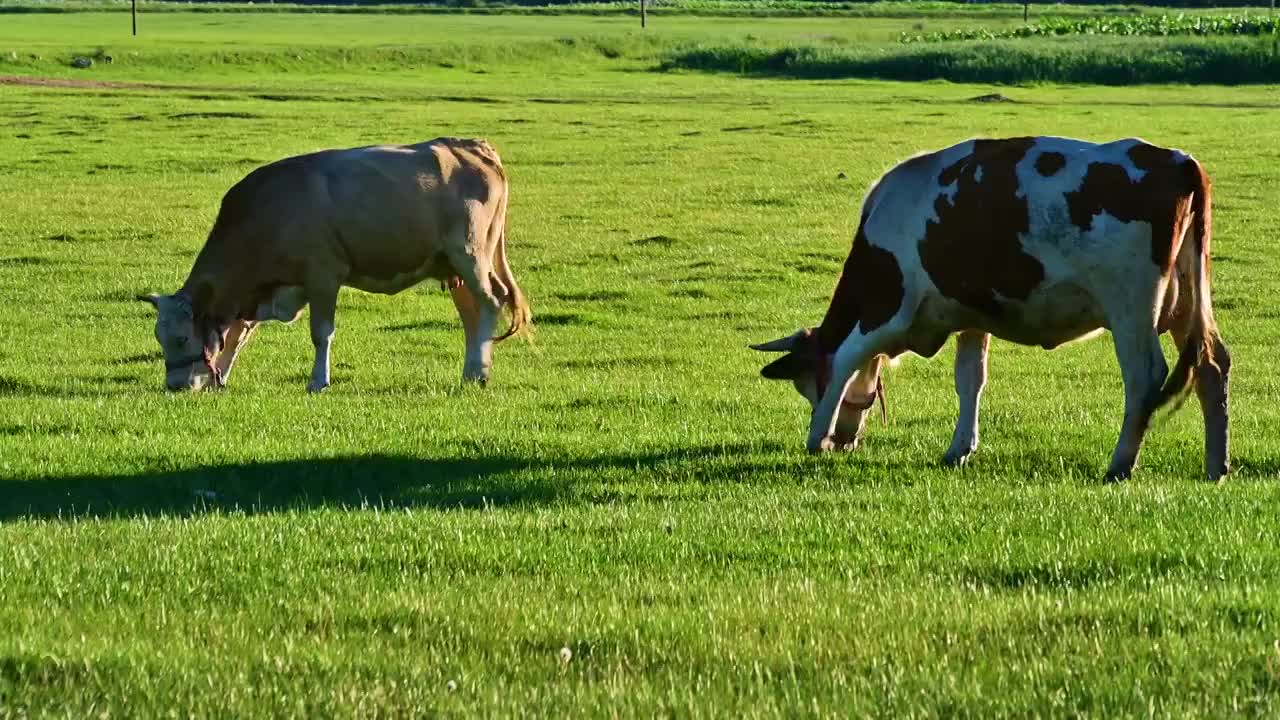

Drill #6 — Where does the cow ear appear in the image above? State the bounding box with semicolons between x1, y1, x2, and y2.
750;328;810;353
760;352;806;381
136;294;161;308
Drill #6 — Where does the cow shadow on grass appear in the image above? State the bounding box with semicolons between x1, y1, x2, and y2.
0;454;551;521
0;442;819;522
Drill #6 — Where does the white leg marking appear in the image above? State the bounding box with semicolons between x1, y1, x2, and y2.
807;321;904;453
308;318;334;393
1105;321;1168;480
943;331;991;467
467;298;499;385
447;223;501;386
449;283;489;383
306;284;340;393
832;355;885;450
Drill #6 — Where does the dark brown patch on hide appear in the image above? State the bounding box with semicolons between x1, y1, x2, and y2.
919;137;1044;317
1035;151;1066;176
814;224;906;352
1064;142;1191;272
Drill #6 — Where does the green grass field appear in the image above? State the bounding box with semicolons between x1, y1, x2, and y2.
2;7;1280;717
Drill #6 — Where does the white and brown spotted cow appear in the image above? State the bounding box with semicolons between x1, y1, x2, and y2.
753;137;1230;481
140;137;530;392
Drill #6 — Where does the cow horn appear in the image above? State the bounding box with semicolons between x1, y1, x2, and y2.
136;294;161;308
749;329;807;353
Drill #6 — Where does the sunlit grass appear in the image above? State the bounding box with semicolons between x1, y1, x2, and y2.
1;10;1279;717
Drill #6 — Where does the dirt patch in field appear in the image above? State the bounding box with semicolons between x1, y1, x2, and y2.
553;290;630;303
633;235;677;248
558;356;682;371
969;93;1014;103
112;352;163;366
0;256;56;267
169;111;262;120
380;320;457;333
0;75;229;93
537;312;591;326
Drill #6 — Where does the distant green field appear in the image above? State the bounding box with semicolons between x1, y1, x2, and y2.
0;0;1176;17
2;9;1280;718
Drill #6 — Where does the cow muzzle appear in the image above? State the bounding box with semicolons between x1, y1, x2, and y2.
165;365;219;392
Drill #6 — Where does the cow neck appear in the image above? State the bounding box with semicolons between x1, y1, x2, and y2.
814;248;862;356
811;291;888;424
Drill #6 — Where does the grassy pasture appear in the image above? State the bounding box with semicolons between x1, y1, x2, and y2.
2;9;1280;717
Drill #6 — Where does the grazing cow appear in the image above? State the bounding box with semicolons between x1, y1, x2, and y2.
140;137;530;392
753;137;1230;481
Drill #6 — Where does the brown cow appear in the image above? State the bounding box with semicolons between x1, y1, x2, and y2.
140;137;530;392
753;137;1230;481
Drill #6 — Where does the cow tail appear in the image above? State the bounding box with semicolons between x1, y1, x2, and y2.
1154;156;1219;411
491;202;531;342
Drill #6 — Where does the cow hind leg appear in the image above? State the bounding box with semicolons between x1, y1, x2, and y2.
1105;321;1169;481
943;331;991;467
1168;304;1231;481
446;221;503;385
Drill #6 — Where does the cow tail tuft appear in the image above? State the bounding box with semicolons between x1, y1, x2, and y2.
492;224;531;343
1153;156;1217;413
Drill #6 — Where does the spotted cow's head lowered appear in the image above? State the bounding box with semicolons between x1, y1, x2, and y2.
752;328;886;450
138;292;223;392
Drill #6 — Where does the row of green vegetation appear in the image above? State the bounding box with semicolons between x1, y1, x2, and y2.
663;35;1280;84
0;34;670;72
0;0;1201;16
4;27;1278;84
902;12;1280;42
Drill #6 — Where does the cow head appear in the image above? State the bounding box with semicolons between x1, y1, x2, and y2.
751;329;882;449
138;292;222;392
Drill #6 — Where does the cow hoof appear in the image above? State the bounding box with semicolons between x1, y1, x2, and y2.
942;450;973;468
1205;463;1229;483
831;434;862;452
1102;467;1132;483
807;436;837;455
307;381;330;394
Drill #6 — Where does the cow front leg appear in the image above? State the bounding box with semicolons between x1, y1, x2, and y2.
942;331;991;467
214;320;257;388
1105;328;1168;481
808;322;904;453
306;283;339;393
831;355;886;450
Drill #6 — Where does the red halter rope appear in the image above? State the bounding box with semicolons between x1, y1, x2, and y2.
202;345;225;389
814;354;887;425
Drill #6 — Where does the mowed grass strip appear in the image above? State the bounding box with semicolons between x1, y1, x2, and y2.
1;11;1280;717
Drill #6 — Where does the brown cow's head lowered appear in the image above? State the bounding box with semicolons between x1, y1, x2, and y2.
752;329;885;450
138;292;222;392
